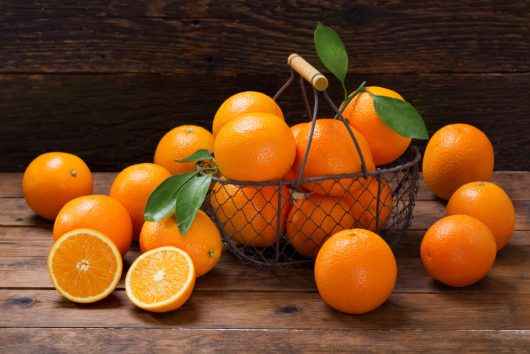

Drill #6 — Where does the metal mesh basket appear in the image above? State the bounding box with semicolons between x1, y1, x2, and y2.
204;55;420;267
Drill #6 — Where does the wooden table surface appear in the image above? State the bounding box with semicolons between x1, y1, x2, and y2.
0;172;529;352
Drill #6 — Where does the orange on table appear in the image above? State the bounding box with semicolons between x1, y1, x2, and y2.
286;194;355;259
125;246;195;312
154;125;214;175
212;91;284;137
22;152;93;220
446;181;515;250
349;177;393;231
420;214;497;287
292;119;375;196
140;210;222;277
47;228;122;303
214;112;296;182
53;195;133;256
109;163;171;239
314;228;397;314
422;123;494;200
342;86;411;165
209;182;292;247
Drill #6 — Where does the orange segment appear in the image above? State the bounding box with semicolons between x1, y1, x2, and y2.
47;228;122;303
125;246;195;312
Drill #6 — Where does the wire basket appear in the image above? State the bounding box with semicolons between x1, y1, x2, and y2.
204;54;420;267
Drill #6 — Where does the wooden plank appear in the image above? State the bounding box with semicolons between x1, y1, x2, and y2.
1;73;529;171
1;328;528;353
3;197;528;230
1;1;528;74
1;227;529;294
1;289;529;330
2;172;529;200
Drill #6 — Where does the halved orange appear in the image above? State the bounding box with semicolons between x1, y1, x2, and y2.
125;246;195;312
47;228;123;303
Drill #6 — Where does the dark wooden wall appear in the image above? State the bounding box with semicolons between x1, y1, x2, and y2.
1;1;529;171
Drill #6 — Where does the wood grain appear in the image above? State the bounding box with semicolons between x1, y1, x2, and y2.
1;328;528;353
1;1;528;74
1;72;529;171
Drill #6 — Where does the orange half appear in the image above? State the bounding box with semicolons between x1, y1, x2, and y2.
47;228;123;303
125;246;196;312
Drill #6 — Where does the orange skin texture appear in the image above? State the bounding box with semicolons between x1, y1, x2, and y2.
315;229;397;314
214;112;296;182
342;86;411;165
446;181;515;250
22;152;93;220
286;194;355;259
348;177;393;232
292;119;375;196
53;195;133;256
212;91;284;137
139;210;222;277
422;123;494;200
109;163;171;240
282;123;308;181
420;214;497;287
210;182;292;248
154;125;214;175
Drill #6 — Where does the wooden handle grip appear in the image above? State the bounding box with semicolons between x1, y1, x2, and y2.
288;53;328;91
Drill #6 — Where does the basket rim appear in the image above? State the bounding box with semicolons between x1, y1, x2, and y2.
210;145;421;187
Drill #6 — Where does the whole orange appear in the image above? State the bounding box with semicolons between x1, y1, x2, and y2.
446;181;515;250
22;152;93;220
53;195;133;256
209;182;292;247
292;119;375;196
212;91;284;137
286;194;355;258
422;124;494;200
349;177;393;231
154;125;214;175
109;163;171;239
420;214;497;287
214;112;296;182
315;229;397;314
342;86;411;165
139;210;222;277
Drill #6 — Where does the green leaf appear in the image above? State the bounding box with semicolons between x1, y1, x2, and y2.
372;95;429;140
314;22;349;97
175;174;212;235
144;172;196;222
177;149;213;162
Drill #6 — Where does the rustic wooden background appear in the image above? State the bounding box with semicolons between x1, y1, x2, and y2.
1;1;529;171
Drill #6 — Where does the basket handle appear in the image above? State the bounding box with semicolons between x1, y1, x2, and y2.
288;54;328;91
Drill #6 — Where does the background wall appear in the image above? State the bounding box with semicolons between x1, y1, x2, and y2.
1;1;529;171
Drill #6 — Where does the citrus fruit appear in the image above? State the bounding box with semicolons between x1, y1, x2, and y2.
446;181;515;250
209;182;292;247
139;210;222;277
53;195;133;256
286;194;355;258
214;112;296;182
342;86;411;165
282;123;307;181
22;152;93;220
349;177;393;231
212;91;284;137
125;246;195;312
420;214;497;287
314;229;397;314
48;228;122;303
292;119;375;196
422;123;494;200
154;125;214;175
109;163;171;239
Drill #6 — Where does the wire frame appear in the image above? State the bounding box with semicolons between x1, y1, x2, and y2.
203;69;421;267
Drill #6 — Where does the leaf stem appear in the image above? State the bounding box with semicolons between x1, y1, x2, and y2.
337;81;367;114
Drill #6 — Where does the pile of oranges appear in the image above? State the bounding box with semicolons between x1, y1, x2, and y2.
22;84;516;315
